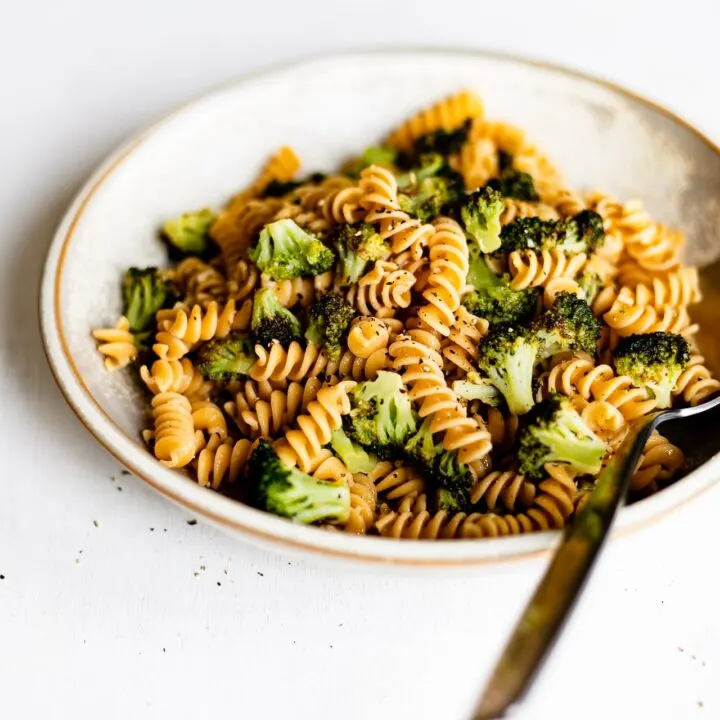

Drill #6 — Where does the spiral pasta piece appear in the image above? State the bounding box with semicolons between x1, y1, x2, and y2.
341;473;378;534
346;317;390;358
470;468;536;512
508;249;586;290
631;431;685;494
369;461;426;502
151;392;196;468
273;381;356;473
603;297;697;338
250;341;334;383
140;357;210;397
347;260;416;317
154;300;236;360
417;217;469;337
195;434;255;489
545;356;658;422
673;355;720;405
92;316;137;371
442;306;488;378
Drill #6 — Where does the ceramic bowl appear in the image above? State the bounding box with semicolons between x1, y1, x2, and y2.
40;50;720;567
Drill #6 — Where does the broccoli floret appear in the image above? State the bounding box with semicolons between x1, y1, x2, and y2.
398;171;465;223
578;272;602;305
330;222;389;286
395;152;446;186
452;374;501;406
477;324;538;415
486;169;540;202
305;294;356;361
122;267;175;335
251;287;302;348
330;429;377;474
466;245;500;291
500;211;605;255
463;285;539;326
459;187;504;253
248;440;350;524
195;331;257;381
162;208;216;257
532;292;601;360
263;173;327;198
249;219;335;280
344;146;399;177
614;332;690;409
517;394;607;481
404;418;474;509
344;371;417;458
414;119;471;156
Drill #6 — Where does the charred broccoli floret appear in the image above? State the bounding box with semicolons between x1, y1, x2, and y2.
476;324;538;415
121;267;175;336
486;169;540;202
500;210;605;255
249;219;335;280
248;440;349;524
459;187;504;253
404;418;474;510
195;331;257;381
344;371;417;458
162;208;216;257
398;169;465;223
329;222;389;286
532;292;601;360
251;288;302;348
614;332;690;408
463;285;539;326
305;293;356;361
578;272;602;306
517;394;607;481
413;119;471;156
330;429;377;474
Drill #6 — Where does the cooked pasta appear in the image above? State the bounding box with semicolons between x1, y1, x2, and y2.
95;90;717;540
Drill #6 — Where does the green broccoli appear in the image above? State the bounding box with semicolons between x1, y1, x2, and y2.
476;324;539;415
249;219;335;280
344;146;399;177
517;394;607;481
497;150;514;173
398;170;465;223
305;294;356;361
162;208;217;256
344;371;417;458
459;186;504;253
531;292;601;360
195;331;257;381
395;152;446;187
486;169;540;202
404;418;474;510
499;210;605;255
248;440;350;524
463;285;539;326
614;332;690;409
330;429;377;474
122;267;175;336
251;287;302;348
413;119;471;156
464;248;539;325
578;272;602;305
452;373;501;406
329;222;389;286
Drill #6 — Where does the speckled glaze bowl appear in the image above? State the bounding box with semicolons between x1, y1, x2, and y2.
40;50;720;568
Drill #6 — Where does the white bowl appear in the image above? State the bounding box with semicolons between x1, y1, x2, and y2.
39;50;720;568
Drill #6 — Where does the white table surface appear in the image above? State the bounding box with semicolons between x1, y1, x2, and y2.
3;1;720;718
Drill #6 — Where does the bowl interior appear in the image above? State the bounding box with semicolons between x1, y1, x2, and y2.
43;50;720;565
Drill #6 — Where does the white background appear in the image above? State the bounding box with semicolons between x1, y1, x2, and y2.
2;1;720;718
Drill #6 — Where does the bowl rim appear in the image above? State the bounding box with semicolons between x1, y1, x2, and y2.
39;47;720;567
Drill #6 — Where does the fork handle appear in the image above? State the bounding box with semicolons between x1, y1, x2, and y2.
473;415;659;720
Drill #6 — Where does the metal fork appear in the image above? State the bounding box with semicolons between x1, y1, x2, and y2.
473;392;720;720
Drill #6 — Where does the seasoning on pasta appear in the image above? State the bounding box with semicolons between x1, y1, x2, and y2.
92;90;717;539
